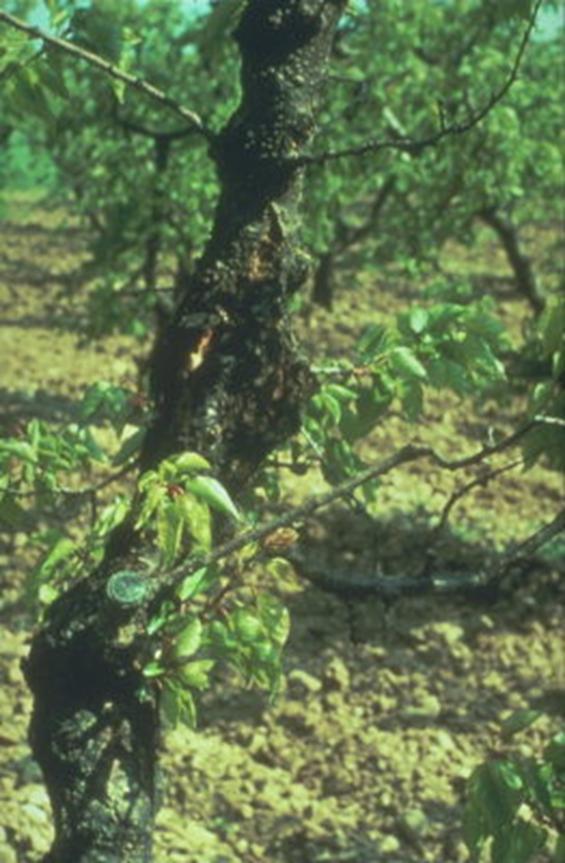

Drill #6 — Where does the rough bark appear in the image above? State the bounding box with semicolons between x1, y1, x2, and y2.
478;206;544;314
23;2;346;861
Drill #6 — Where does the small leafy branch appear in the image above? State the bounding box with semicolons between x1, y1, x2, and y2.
464;711;565;863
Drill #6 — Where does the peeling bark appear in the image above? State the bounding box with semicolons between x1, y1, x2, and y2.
23;2;346;861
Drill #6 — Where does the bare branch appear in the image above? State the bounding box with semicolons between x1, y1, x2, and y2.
0;10;213;140
295;0;542;167
435;458;524;537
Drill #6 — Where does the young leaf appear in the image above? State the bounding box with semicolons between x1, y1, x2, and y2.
173;617;203;659
176;494;212;552
170;452;211;474
389;346;428;381
161;681;197;728
176;566;217;602
231;609;264;644
156;503;184;566
113;427;145;465
184;475;240;521
143;661;165;679
176;659;215;690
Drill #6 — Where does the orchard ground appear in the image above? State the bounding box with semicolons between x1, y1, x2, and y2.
0;194;563;863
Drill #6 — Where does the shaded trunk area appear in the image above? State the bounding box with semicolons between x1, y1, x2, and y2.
23;2;346;861
478;206;544;314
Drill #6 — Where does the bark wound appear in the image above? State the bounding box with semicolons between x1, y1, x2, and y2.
145;0;345;489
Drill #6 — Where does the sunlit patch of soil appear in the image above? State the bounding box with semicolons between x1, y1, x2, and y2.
0;203;563;862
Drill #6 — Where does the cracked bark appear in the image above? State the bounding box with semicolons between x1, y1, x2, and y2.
23;2;346;861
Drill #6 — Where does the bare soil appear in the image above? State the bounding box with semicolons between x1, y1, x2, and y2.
0;197;563;863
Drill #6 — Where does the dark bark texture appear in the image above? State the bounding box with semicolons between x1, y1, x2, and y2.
23;2;346;861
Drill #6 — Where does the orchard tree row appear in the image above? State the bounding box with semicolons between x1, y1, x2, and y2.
0;1;564;861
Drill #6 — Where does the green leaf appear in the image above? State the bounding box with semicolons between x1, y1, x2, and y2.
156;502;184;566
468;761;523;835
113;427;145;465
36;536;76;579
463;796;487;860
173;617;203;659
143;661;165;678
0;440;37;462
545;734;565;771
170;452;211;474
401;380;424;421
135;483;167;529
500;709;542;739
357;323;389;361
389;346;428;381
231;609;264;644
491;820;546;863
176;494;212;552
184;475;240;521
325;383;357;403
176;658;215;690
176;565;217;602
161;681;197;728
555;834;565;863
409;307;429;334
257;594;290;648
515;758;553;813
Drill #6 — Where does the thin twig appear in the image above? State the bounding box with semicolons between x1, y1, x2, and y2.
0;10;212;139
8;463;136;500
295;0;542;167
419;457;524;580
435;458;524;536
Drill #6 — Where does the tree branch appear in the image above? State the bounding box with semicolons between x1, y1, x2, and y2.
149;418;543;604
295;0;542;167
0;10;212;140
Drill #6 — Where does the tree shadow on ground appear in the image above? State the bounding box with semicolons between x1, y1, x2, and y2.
201;506;563;732
0;386;80;428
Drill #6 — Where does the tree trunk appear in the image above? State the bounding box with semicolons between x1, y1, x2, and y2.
312;250;335;309
310;176;396;310
23;2;345;861
478;206;544;314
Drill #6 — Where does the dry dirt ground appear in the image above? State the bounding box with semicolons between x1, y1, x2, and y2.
0;198;563;863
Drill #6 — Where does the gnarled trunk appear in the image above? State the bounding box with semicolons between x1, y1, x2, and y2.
23;2;346;861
